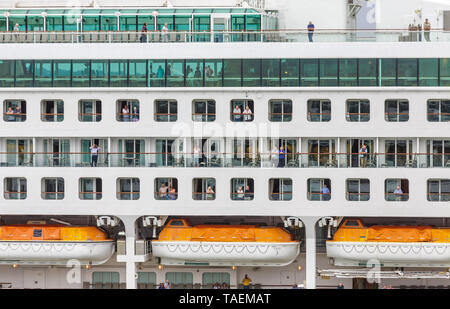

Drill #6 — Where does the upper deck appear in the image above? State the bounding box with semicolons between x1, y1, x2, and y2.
0;7;447;44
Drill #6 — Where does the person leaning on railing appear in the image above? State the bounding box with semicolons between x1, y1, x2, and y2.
424;19;431;42
140;23;148;43
307;21;315;42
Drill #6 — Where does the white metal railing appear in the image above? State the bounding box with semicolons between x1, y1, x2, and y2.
0;30;448;44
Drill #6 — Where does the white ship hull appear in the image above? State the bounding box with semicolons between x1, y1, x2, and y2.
152;241;300;266
327;241;450;267
0;241;115;265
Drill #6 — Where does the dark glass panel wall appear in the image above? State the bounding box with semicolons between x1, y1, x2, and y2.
262;59;280;87
339;59;357;86
72;60;90;87
301;59;318;86
358;59;377;86
224;59;241;87
379;59;396;86
398;58;417;86
91;60;108;87
0;58;449;88
320;59;338;86
281;59;298;86
440;58;450;86
419;59;438;86
0;60;15;87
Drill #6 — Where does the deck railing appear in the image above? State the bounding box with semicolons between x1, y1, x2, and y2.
0;29;448;44
1;152;450;168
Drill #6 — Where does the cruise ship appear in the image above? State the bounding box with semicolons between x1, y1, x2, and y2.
1;0;450;289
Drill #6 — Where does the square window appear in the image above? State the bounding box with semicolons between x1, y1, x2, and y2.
4;177;26;200
231;100;254;122
269;178;292;201
41;177;64;200
231;178;254;200
155;178;178;200
41;100;64;122
79;100;102;122
193;178;215;200
4;100;26;122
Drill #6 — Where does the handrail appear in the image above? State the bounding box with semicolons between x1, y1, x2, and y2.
0;152;449;155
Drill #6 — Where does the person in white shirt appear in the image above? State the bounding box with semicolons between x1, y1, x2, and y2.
236;186;244;200
193;145;201;167
243;105;253;122
122;105;130;122
162;23;169;42
14;23;19;40
159;183;168;199
233;105;242;122
89;144;101;167
271;146;279;167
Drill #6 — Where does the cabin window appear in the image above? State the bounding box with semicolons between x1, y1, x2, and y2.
385;179;409;201
427;99;450;122
92;272;120;289
4;177;26;200
137;272;156;289
346;179;370;201
384;139;414;167
346;99;370;122
41;177;64;200
269;99;292;122
307;99;331;122
192;99;216;122
155;178;178;200
269;178;292;201
154;100;177;122
202;273;231;288
193;178;216;201
426;140;450;168
4;100;26;122
78;100;102;122
231;178;254;201
116;100;139;122
116;178;140;200
4;139;33;167
307;178;331;201
165;272;193;289
231;99;254;122
117;139;145;167
79;178;102;200
385;99;409;122
427;179;450;202
307;139;336;167
41;100;64;122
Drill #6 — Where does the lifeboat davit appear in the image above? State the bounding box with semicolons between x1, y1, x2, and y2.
327;219;450;267
0;225;115;265
152;219;300;266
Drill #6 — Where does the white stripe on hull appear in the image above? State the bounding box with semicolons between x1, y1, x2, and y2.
152;241;300;266
0;241;115;265
327;241;450;266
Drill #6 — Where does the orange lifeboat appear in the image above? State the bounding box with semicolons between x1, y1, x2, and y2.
152;219;300;266
326;219;450;267
0;225;115;265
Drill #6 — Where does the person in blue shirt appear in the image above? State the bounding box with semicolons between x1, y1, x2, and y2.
321;184;331;201
307;21;315;42
278;146;286;168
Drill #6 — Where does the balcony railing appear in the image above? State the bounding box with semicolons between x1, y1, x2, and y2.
1;152;450;168
0;29;449;44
